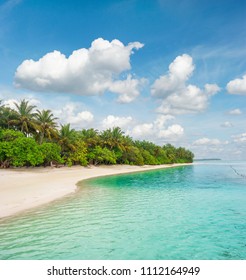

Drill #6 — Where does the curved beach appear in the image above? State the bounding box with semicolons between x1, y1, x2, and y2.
0;164;191;219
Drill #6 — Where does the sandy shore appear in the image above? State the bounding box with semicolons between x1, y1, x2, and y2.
0;163;191;219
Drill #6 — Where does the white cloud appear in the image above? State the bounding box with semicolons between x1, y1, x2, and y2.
14;38;144;103
227;75;246;95
168;53;194;80
76;111;94;123
154;114;175;129
228;108;242;115
101;115;133;129
130;115;184;141
3;95;94;129
131;123;154;138
151;54;194;98
101;114;182;141
3;98;18;109
3;97;41;109
158;124;184;138
54;102;94;128
221;121;233;128
191;137;240;159
151;54;220;114
232;133;246;143
193;137;228;146
108;74;146;103
204;83;221;96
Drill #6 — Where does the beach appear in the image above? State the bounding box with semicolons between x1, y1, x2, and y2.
0;163;190;219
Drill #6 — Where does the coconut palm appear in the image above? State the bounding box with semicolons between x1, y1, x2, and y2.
0;108;18;129
58;123;76;154
121;134;133;151
9;99;38;135
80;128;100;148
0;100;3;110
0;100;7;128
100;127;125;151
35;109;58;144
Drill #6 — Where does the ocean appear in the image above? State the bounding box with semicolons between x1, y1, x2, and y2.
0;161;246;259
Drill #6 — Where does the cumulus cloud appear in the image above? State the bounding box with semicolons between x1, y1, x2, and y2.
228;108;242;115
131;115;184;141
227;75;246;95
151;54;220;114
193;137;228;146
3;95;94;129
153;114;174;129
101;114;182;141
54;102;94;128
131;123;154;138
3;97;41;109
158;124;184;138
101;115;133;129
232;132;246;143
3;98;19;109
75;111;94;123
221;121;233;128
14;38;144;103
108;74;146;103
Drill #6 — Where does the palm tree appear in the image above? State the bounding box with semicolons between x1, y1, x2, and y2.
58;123;76;155
163;144;176;163
121;134;133;151
0;107;18;129
80;128;100;149
35;109;58;144
0;100;7;128
100;127;125;151
9;99;38;135
0;100;3;111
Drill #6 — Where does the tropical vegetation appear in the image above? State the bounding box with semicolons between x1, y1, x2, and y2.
0;99;194;168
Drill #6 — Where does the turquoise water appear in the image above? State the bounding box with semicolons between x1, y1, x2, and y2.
0;162;246;260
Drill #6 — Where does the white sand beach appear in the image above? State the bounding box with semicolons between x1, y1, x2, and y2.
0;164;191;218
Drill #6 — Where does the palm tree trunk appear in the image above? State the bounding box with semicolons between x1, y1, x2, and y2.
39;133;44;144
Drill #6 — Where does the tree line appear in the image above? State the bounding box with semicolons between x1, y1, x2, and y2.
0;99;194;168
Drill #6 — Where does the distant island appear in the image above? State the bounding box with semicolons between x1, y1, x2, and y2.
194;158;221;161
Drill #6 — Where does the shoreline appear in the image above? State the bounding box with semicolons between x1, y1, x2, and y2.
0;163;192;219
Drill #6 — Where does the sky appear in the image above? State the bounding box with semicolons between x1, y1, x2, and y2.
0;0;246;160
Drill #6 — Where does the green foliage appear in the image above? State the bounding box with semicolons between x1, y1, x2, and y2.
0;141;11;165
122;146;144;165
88;146;117;165
162;144;176;163
141;149;159;165
79;128;100;149
0;98;194;168
58;123;77;156
8;99;38;135
100;127;125;151
0;129;25;142
65;141;88;166
0;137;43;167
35;109;58;144
155;148;169;164
0;130;26;167
0;103;18;129
40;143;64;166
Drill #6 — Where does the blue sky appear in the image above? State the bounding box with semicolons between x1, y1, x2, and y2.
0;0;246;159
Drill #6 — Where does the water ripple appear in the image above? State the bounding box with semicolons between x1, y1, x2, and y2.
1;164;246;259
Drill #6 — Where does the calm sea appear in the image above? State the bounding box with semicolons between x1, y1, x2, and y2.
0;161;246;259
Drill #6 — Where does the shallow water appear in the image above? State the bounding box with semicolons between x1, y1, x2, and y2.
0;162;246;259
